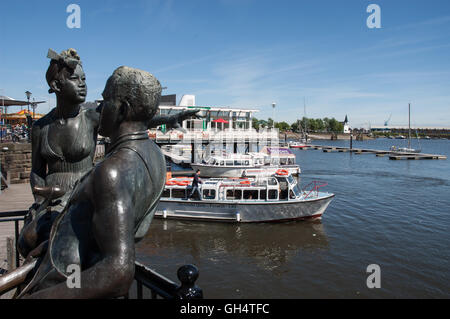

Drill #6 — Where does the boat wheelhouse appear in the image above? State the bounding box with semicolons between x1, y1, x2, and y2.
155;171;334;223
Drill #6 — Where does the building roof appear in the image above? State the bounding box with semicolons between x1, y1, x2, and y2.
159;105;259;113
0;96;46;107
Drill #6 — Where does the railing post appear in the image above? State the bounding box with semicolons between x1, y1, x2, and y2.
14;220;20;268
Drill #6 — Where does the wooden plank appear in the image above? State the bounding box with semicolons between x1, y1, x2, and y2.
6;237;15;272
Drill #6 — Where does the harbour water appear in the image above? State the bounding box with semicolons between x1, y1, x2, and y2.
136;138;450;298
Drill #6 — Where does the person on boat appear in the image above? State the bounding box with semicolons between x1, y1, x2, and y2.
18;48;202;260
17;66;166;299
188;169;202;200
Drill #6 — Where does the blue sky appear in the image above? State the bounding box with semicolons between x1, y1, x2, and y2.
1;0;449;127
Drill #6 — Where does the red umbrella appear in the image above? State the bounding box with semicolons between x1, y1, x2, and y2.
213;118;229;124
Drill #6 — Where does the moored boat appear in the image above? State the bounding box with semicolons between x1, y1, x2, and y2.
289;141;308;149
155;171;334;223
191;148;300;178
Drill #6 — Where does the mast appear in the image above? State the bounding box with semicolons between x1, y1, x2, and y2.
408;103;411;149
304;97;307;141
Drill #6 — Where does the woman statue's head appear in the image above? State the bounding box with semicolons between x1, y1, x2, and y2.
46;48;87;104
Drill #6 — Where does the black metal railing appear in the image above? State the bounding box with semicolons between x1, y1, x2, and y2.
0;210;203;299
0;210;27;269
133;262;203;299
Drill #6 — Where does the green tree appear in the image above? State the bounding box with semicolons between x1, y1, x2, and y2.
275;121;291;131
252;117;259;130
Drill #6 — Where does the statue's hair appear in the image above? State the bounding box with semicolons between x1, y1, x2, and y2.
105;66;161;123
46;48;82;93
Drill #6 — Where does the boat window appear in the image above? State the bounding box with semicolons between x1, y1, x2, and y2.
210;158;216;165
162;189;171;198
268;189;278;200
243;190;258;200
287;175;295;184
203;189;216;200
244;160;249;165
292;184;300;197
220;161;224;166
268;177;277;186
259;189;267;200
171;189;186;199
234;160;242;166
226;189;242;200
226;160;233;166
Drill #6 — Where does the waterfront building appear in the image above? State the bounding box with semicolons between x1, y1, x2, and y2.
149;94;280;146
342;115;351;134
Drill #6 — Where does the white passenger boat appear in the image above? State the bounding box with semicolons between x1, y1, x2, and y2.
191;147;300;178
155;171;334;223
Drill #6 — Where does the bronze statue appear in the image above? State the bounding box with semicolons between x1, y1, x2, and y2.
18;49;201;260
17;66;167;298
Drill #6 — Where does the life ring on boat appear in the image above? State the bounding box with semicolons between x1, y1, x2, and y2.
276;169;289;176
240;180;251;185
178;133;184;139
176;180;190;186
166;180;177;186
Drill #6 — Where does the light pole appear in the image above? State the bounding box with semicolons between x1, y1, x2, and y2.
272;102;276;128
25;91;32;142
1;89;4;143
25;91;32;113
32;98;36;119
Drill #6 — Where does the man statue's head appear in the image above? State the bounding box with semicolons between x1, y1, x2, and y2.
99;66;162;137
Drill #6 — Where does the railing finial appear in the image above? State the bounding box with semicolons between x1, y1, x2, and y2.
176;264;203;299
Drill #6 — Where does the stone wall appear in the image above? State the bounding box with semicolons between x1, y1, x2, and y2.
0;143;32;184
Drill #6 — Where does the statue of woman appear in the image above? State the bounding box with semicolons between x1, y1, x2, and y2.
18;49;98;258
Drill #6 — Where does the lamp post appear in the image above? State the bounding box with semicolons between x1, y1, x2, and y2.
272;102;276;128
25;91;32;113
32;98;36;119
25;91;32;142
1;89;4;143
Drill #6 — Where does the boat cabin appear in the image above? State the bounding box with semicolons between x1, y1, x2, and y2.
162;172;302;202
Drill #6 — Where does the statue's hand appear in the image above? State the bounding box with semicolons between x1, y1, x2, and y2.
166;109;203;131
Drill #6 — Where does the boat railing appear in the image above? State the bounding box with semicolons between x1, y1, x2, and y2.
0;210;203;299
302;181;328;199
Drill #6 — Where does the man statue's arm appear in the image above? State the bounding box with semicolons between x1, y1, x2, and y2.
148;109;202;130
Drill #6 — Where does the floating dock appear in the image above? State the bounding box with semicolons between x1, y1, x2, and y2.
300;145;446;160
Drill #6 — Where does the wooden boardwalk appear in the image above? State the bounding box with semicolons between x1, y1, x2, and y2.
302;145;447;160
0;184;33;274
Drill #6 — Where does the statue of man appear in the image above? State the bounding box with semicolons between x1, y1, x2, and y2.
18;66;166;298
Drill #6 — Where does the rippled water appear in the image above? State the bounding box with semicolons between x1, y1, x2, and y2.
136;138;450;298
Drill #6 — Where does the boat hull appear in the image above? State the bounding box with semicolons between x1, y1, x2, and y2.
155;193;334;223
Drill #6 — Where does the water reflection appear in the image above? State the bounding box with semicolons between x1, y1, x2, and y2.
136;219;329;272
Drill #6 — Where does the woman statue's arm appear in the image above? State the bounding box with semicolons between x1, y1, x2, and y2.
30;124;46;205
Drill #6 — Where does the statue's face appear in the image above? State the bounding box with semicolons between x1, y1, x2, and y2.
59;64;87;103
98;78;121;137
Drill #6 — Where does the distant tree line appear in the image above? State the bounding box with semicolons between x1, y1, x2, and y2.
252;117;344;133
